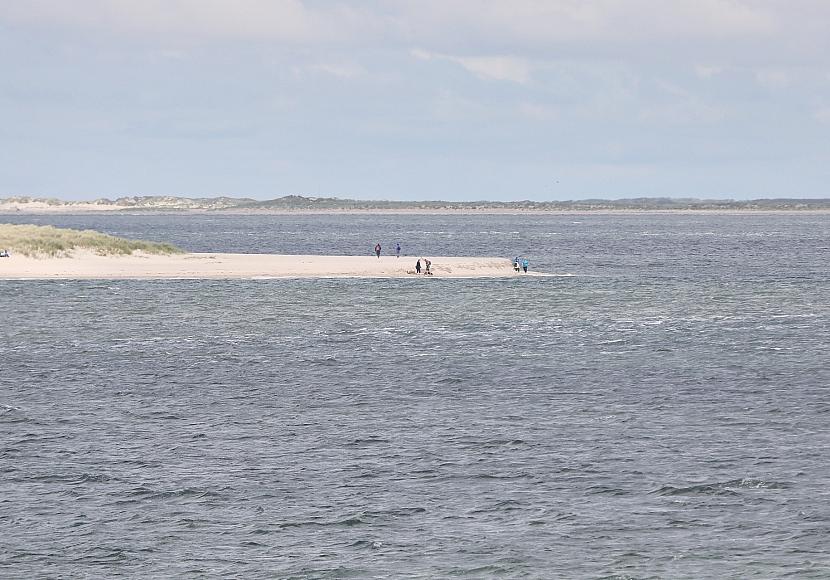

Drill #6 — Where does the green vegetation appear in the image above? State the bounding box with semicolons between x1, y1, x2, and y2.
0;223;183;257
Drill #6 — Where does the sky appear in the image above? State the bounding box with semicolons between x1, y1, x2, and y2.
1;0;829;201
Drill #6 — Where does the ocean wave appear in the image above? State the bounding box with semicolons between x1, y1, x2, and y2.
651;478;791;496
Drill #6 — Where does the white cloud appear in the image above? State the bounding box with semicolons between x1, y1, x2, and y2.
0;0;380;44
4;0;820;64
639;81;726;124
518;102;560;121
754;68;791;89
694;65;726;79
309;61;367;79
453;55;532;84
412;49;531;83
639;101;726;125
428;89;490;121
393;0;780;57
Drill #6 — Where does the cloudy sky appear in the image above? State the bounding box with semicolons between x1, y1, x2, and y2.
1;1;829;200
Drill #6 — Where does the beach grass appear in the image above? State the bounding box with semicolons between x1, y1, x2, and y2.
0;223;183;257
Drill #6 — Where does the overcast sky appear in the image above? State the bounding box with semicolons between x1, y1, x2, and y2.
1;1;829;201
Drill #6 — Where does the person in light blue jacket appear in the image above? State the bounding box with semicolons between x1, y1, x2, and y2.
522;258;529;273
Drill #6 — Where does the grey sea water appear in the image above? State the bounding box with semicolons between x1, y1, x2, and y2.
1;212;829;579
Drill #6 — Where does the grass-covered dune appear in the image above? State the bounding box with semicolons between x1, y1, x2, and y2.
0;223;183;257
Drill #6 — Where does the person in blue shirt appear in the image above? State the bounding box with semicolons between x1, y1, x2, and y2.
395;243;401;258
522;258;529;273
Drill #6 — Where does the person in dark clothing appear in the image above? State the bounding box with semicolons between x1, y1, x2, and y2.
415;259;421;274
374;243;381;258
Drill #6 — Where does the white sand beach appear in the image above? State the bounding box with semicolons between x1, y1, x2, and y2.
3;200;827;216
0;251;532;279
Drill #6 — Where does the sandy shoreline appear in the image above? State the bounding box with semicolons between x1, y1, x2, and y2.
0;252;533;280
2;202;829;216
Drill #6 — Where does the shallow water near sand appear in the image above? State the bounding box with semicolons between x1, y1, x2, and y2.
1;212;829;578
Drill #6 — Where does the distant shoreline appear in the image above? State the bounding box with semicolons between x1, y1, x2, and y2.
2;195;829;215
2;206;829;216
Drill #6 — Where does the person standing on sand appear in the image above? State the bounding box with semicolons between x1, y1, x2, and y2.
522;258;529;273
424;258;432;275
374;243;381;258
396;243;401;258
416;259;421;274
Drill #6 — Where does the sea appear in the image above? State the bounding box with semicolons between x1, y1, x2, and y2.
1;212;828;579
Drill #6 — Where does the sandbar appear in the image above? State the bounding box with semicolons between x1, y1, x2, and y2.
0;251;534;280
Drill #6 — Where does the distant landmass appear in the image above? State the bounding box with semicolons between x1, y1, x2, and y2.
1;194;829;212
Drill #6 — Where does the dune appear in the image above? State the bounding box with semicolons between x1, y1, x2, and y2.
0;251;536;279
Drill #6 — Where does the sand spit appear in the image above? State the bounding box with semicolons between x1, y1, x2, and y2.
0;251;540;280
